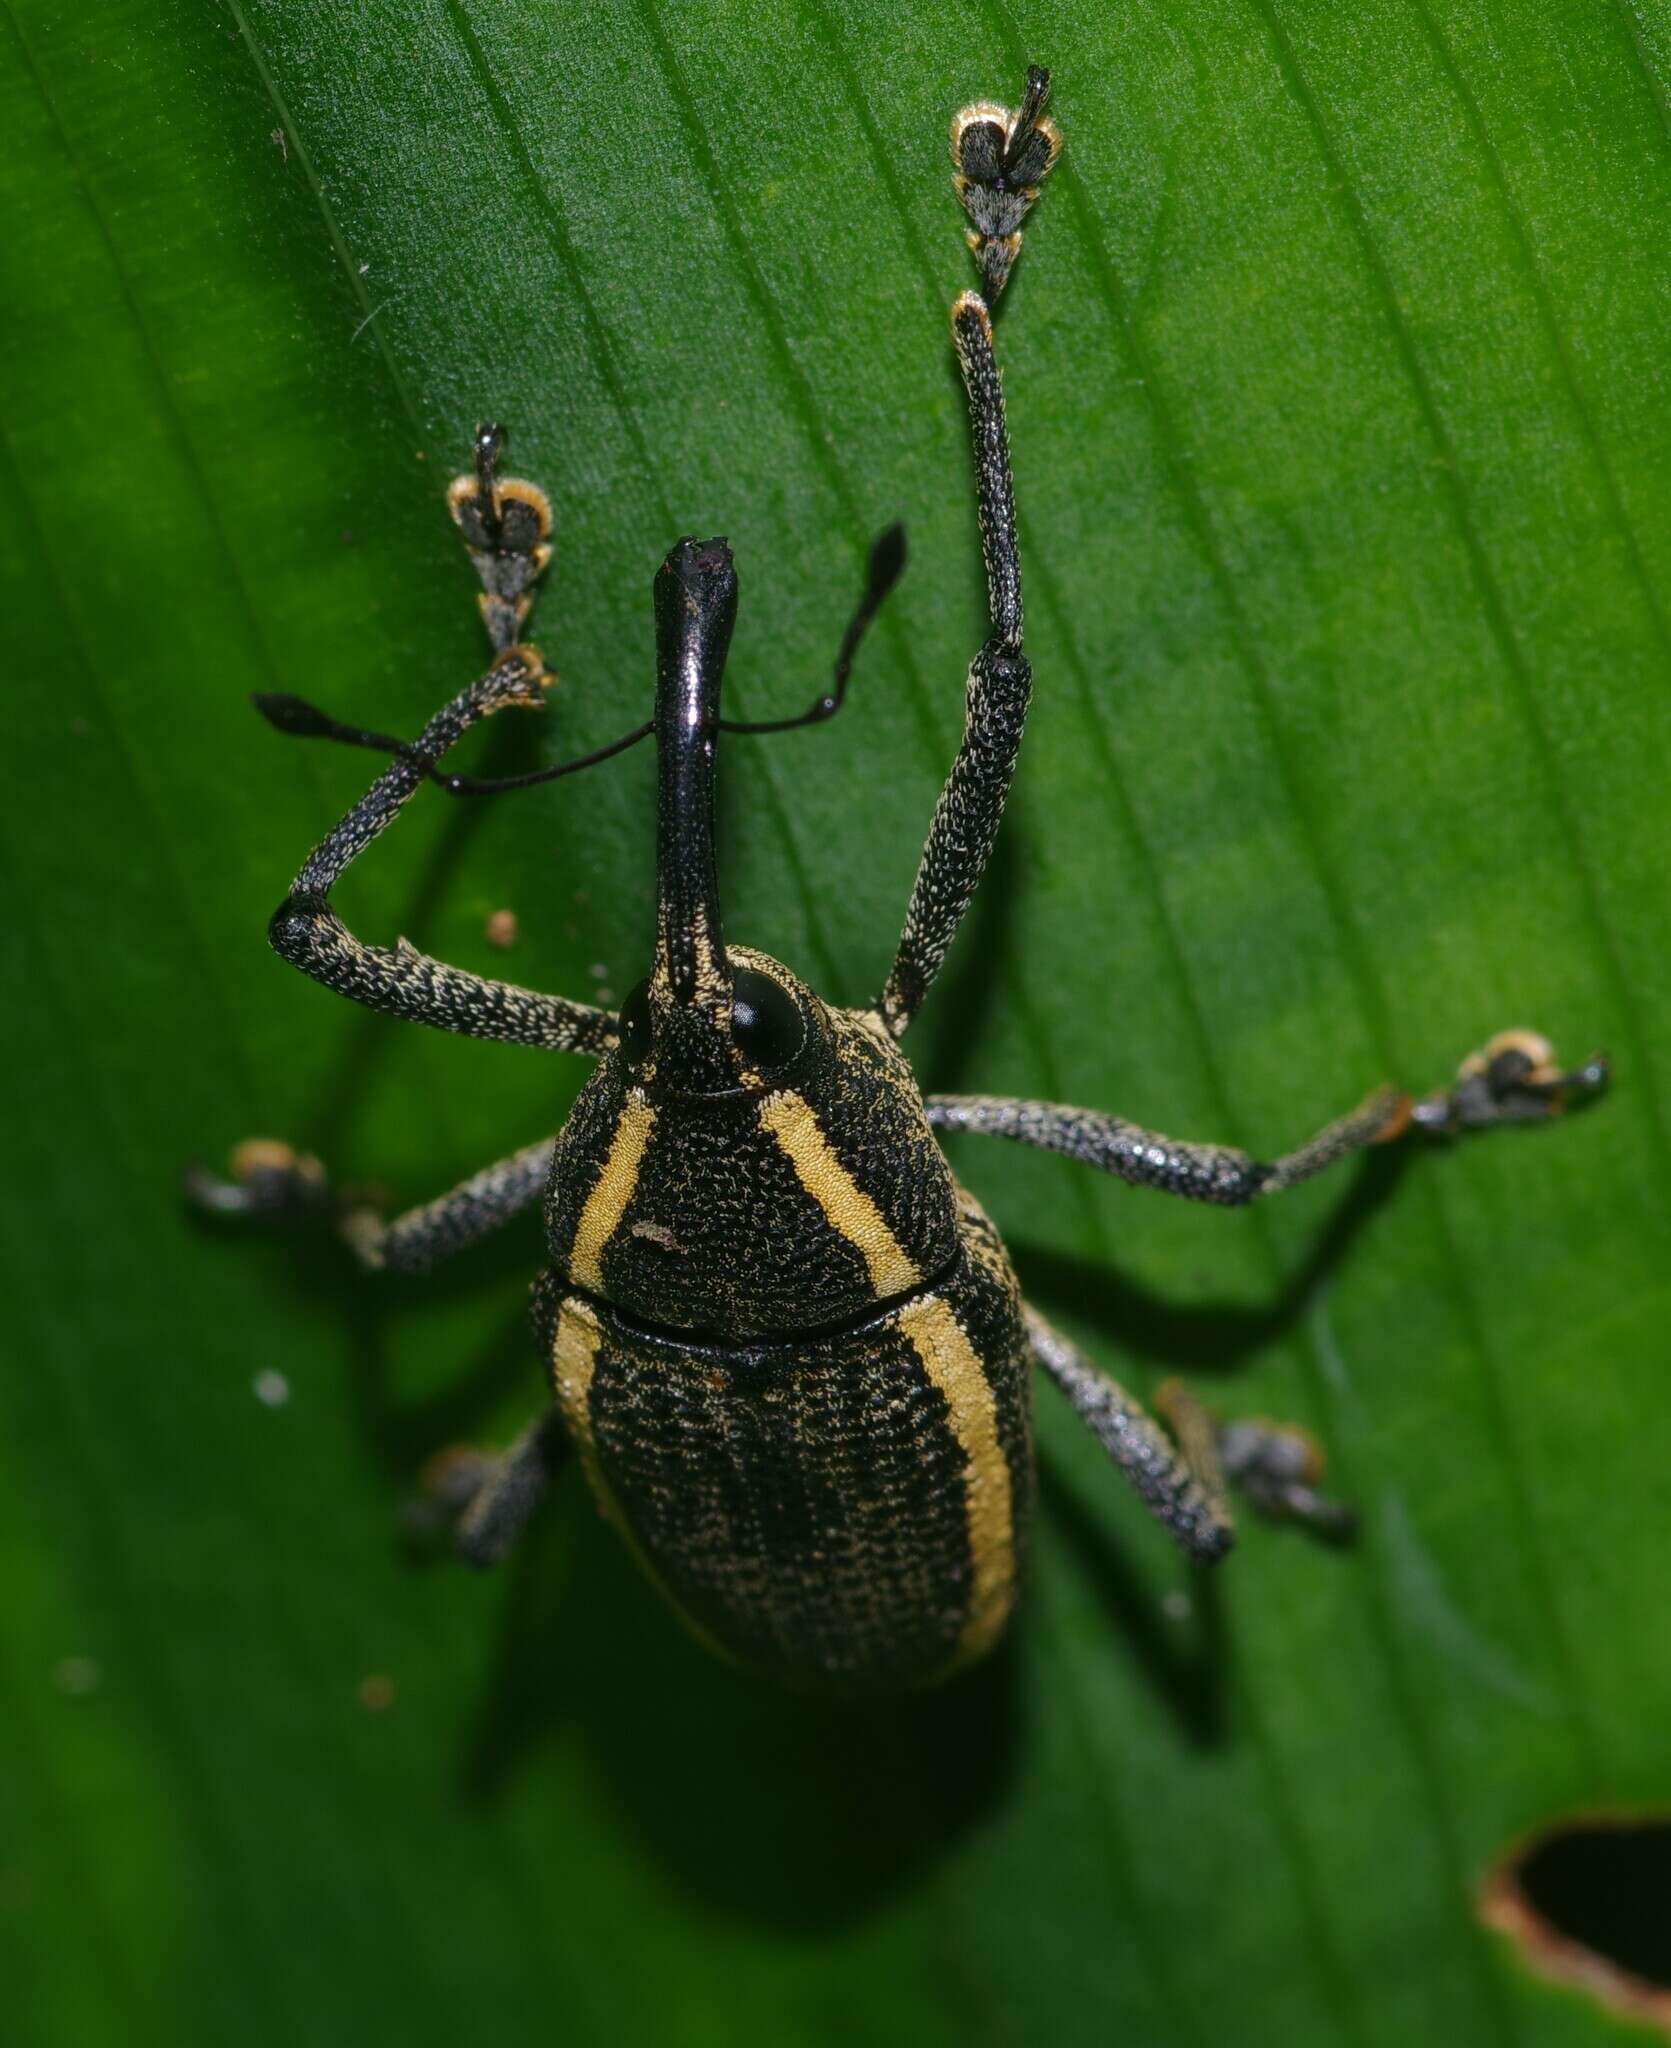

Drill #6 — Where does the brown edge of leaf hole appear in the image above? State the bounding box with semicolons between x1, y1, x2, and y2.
1478;1810;1671;2038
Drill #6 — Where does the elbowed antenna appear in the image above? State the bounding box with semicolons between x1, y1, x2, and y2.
250;519;900;799
251;687;655;795
651;537;738;1017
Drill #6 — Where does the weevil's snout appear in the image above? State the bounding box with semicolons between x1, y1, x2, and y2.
642;537;742;1088
656;535;738;648
626;542;819;1096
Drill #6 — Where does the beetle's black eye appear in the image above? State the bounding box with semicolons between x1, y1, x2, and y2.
618;979;653;1065
731;968;805;1069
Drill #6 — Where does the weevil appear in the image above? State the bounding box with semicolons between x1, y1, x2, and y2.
192;69;1607;1689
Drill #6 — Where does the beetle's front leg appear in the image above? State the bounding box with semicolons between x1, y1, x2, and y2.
254;426;616;1053
447;421;555;656
877;72;1058;1038
267;648;615;1052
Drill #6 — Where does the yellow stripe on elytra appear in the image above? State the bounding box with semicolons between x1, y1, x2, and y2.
551;1297;611;1509
568;1094;655;1292
550;1295;736;1669
758;1091;921;1297
900;1295;1015;1669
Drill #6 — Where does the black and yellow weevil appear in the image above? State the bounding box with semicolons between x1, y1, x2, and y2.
190;69;1607;1690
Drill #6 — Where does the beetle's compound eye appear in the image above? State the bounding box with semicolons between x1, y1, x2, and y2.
618;979;653;1066
731;969;805;1071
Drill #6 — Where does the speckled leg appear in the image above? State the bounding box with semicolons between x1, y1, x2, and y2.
446;421;557;656
186;1135;556;1274
1155;1383;1357;1542
341;1138;557;1274
925;1031;1607;1207
263;650;616;1053
432;1408;570;1568
1030;1312;1353;1549
879;72;1059;1038
254;426;616;1054
1027;1306;1233;1563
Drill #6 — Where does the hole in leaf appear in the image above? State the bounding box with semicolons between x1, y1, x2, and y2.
1481;1812;1671;2034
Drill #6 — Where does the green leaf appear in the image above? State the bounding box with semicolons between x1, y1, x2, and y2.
4;3;1668;2043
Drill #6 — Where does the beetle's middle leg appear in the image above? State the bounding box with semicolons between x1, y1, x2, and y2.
191;1137;571;1560
188;1134;557;1273
925;1029;1607;1208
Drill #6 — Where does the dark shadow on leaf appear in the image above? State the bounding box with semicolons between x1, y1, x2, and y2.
1036;1457;1230;1749
344;1283;540;1478
198;1185;550;1480
457;1489;1021;1932
1009;1142;1411;1378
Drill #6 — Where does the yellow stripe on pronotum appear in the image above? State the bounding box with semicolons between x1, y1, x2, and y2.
758;1090;921;1297
568;1094;656;1292
899;1295;1016;1668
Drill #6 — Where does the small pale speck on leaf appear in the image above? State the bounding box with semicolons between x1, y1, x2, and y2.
53;1657;103;1699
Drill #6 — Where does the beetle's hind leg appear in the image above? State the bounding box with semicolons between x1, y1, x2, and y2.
417;1408;570;1568
447;423;555;656
1154;1383;1358;1543
1027;1306;1234;1562
1028;1308;1357;1554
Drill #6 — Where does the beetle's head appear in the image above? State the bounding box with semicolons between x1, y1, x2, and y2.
613;536;819;1101
549;536;960;1332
